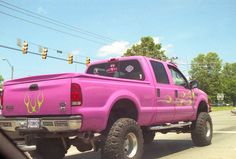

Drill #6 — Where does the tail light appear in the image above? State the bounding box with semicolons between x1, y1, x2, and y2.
0;89;3;107
71;83;82;106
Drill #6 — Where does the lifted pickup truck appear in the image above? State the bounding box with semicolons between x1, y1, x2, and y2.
0;56;212;159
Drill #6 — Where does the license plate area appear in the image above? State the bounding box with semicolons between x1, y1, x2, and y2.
27;118;40;128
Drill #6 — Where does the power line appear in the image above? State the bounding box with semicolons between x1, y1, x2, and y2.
177;62;224;66
0;10;107;45
0;3;113;43
0;0;114;42
0;1;125;55
27;41;101;60
0;30;101;60
0;44;86;65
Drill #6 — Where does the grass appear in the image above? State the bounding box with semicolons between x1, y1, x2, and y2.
211;106;235;111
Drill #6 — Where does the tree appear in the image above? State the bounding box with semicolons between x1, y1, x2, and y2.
123;36;168;60
221;63;236;106
0;75;3;89
189;52;222;103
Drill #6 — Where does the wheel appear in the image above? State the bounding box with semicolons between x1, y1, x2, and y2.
191;112;213;146
143;129;155;144
101;118;144;159
30;138;66;159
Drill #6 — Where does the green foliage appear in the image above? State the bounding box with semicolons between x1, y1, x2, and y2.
0;75;3;89
189;52;222;103
221;63;236;106
123;36;168;60
189;52;236;106
212;106;234;111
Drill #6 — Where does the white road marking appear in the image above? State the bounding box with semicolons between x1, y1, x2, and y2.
214;131;236;134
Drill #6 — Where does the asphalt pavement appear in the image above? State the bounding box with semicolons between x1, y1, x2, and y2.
65;110;236;159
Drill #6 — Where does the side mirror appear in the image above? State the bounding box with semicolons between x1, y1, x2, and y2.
190;80;198;89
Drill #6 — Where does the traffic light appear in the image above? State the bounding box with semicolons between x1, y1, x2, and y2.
22;41;28;54
68;54;73;64
86;57;90;66
42;48;48;59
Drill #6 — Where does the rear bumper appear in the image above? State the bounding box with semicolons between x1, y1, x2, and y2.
0;115;82;133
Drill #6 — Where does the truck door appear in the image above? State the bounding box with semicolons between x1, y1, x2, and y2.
150;60;175;124
167;65;194;122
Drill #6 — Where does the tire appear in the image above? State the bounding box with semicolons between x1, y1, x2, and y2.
143;130;155;144
101;118;143;159
191;112;213;146
30;138;66;159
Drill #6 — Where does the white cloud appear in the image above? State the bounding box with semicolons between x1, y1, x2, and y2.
37;7;47;15
136;36;161;45
162;44;174;51
97;41;130;57
97;36;174;57
136;40;141;45
136;36;173;52
153;37;161;44
152;36;174;52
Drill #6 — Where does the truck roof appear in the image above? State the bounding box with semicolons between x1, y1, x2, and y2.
90;56;177;67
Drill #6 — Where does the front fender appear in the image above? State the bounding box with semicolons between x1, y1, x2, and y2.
193;92;209;120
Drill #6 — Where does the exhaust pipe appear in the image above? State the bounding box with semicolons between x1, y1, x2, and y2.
18;144;36;152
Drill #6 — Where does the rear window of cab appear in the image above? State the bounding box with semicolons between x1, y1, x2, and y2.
87;60;145;81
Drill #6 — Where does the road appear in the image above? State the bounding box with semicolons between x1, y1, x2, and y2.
65;110;236;159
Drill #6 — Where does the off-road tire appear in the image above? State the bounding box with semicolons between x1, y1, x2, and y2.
101;118;144;159
191;112;213;146
143;130;155;144
30;138;66;159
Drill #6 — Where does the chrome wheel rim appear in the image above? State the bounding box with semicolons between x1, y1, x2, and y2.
124;132;138;158
206;121;211;137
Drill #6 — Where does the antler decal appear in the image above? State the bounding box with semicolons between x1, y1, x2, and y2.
30;100;37;113
24;94;32;114
24;91;44;114
37;92;44;110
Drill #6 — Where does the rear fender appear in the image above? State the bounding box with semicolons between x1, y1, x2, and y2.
103;90;141;130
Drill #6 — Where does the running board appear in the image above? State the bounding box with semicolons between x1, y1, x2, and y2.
148;122;192;131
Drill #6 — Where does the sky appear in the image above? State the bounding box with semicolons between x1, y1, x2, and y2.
0;0;236;81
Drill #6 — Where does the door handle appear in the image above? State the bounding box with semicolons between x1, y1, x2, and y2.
175;90;178;98
157;89;160;97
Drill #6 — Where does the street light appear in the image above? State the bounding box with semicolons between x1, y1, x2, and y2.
2;58;14;80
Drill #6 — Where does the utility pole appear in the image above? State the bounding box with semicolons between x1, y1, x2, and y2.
2;58;14;80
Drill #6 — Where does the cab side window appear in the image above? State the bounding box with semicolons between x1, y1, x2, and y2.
168;65;189;88
150;60;169;84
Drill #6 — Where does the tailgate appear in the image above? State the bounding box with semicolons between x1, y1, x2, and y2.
2;76;72;117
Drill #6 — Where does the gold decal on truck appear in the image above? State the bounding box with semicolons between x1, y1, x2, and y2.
166;95;173;104
24;92;44;114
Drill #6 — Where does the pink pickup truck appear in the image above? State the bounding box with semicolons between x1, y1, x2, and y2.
0;56;212;159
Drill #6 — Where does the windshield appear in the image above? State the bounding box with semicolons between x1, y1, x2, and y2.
87;60;145;81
